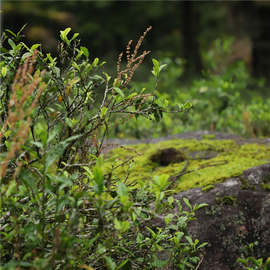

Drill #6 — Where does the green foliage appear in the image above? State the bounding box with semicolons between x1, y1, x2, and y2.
0;26;206;270
115;37;269;139
237;243;270;270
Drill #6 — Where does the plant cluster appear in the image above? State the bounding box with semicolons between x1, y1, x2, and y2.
0;26;206;270
116;37;269;139
237;243;270;270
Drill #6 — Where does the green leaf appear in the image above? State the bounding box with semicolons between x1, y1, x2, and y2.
152;59;159;68
101;107;108;117
120;221;130;233
93;166;103;184
185;236;193;246
80;46;89;59
96;155;103;167
65;118;74;128
197;242;208;249
5;29;17;38
164;213;174;225
126;92;137;100
117;259;131;270
183;198;192;210
5;180;17;197
99;61;106;67
8;39;16;50
117;182;127;197
248;257;262;267
136;232;143;244
16;202;44;218
70;33;79;42
1;67;7;77
93;58;99;66
154;174;169;191
159;64;167;73
30;44;40;52
93;183;103;196
146;227;156;238
193;203;208;211
4;140;9;149
47;125;61;144
114;87;124;97
236;259;248;267
184;101;193;109
19;167;39;197
60;28;71;42
44;142;69;173
105;256;116;270
167;196;174;205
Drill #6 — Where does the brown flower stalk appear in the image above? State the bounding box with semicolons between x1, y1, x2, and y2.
0;50;46;181
116;26;152;88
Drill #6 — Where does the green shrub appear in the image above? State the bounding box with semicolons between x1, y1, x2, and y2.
114;37;269;139
0;25;206;269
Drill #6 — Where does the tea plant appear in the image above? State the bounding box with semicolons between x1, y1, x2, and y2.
0;26;206;269
115;37;269;139
237;243;270;270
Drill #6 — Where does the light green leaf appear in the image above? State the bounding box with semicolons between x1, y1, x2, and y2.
197;242;208;249
65;118;74;128
30;44;40;52
105;256;116;270
93;182;103;196
8;39;16;50
70;33;79;42
184;101;193;109
1;67;7;77
93;58;99;66
137;232;143;244
167;196;174;205
80;46;89;59
5;180;16;197
60;28;71;41
165;213;174;225
183;198;192;210
114;219;121;230
4;140;9;149
114;87;124;97
93;166;103;184
126;93;137;100
101;107;108;117
159;64;167;73
117;182;127;197
103;72;111;82
185;236;193;245
152;59;159;68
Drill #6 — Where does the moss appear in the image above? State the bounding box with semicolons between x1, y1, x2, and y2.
260;183;270;191
240;177;249;190
216;195;237;206
102;138;270;193
202;134;216;140
262;173;270;183
202;185;215;192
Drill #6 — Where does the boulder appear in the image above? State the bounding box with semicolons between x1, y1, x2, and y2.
104;131;270;268
170;163;270;269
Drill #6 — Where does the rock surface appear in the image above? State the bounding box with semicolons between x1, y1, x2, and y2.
104;131;270;269
172;163;270;270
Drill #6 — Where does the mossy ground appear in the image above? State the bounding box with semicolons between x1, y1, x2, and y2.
102;139;270;192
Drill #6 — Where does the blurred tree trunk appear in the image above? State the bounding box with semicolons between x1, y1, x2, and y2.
182;1;202;77
251;4;270;80
228;1;270;81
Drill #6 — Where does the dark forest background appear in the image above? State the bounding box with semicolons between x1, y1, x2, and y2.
2;1;270;82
